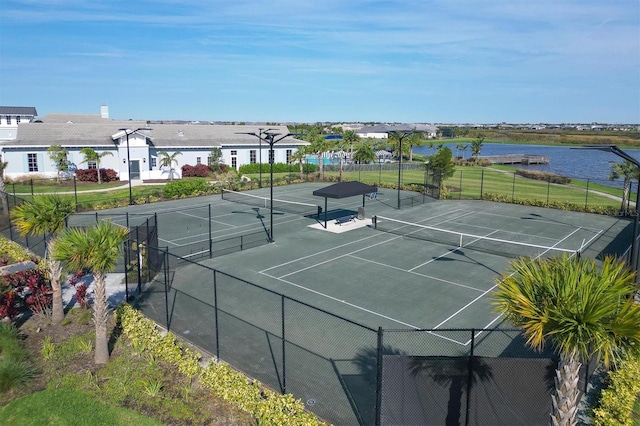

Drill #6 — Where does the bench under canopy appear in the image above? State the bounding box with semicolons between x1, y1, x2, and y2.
313;181;377;228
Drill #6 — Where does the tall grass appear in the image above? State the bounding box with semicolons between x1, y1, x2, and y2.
0;323;37;393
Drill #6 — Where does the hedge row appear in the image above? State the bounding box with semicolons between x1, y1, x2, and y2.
116;304;324;426
515;169;572;184
75;168;119;183
238;163;318;174
591;353;640;425
481;193;620;216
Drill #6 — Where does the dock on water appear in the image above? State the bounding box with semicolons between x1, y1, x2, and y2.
478;154;549;165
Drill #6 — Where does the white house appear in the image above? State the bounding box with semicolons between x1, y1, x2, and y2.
0;107;309;181
0;106;38;141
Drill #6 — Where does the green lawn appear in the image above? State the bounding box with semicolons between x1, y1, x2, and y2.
254;165;626;211
7;180;126;194
0;388;161;426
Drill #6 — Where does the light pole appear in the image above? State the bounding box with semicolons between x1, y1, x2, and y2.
239;128;275;188
575;145;640;277
262;131;298;242
388;129;419;210
119;127;152;205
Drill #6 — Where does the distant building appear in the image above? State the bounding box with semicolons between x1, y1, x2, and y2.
0;106;309;181
0;106;38;141
356;123;438;139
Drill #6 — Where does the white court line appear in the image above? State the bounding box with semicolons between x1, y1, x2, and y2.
159;214;306;246
580;229;604;252
257;209;479;343
261;271;423;329
407;230;500;272
433;226;586;335
348;254;486;292
260;209;471;274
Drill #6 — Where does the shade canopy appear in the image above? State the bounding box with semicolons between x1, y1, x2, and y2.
313;181;377;199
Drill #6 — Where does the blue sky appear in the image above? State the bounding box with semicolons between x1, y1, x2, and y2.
1;0;639;123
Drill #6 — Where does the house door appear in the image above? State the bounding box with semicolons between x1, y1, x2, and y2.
129;160;141;180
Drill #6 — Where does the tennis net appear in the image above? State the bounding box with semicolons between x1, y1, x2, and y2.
371;215;581;259
222;189;322;217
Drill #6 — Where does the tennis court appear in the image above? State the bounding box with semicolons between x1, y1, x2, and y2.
196;188;616;332
71;183;631;425
78;182;629;334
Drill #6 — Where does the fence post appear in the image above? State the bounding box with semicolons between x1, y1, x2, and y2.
465;329;476;426
164;250;170;330
585;179;590;209
213;270;220;359
30;179;33;196
73;175;78;211
375;327;384;426
512;173;516;202
124;240;130;303
459;170;463;200
480;169;484;200
135;225;142;289
281;295;286;394
208;204;213;259
546;177;551;203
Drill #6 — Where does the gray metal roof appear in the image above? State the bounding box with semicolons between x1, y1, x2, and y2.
2;122;309;148
38;113;121;124
0;106;38;116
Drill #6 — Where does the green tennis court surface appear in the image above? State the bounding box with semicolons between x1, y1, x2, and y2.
81;182;630;425
90;182;628;332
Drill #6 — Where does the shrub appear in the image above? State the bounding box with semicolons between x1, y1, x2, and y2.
238;163;308;174
481;193;619;215
75;168;119;183
181;164;212;178
592;352;640;425
116;304;324;425
0;238;35;264
516;169;571;184
0;266;50;321
162;178;212;199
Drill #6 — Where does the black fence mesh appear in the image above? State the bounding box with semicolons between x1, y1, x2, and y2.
128;248;598;426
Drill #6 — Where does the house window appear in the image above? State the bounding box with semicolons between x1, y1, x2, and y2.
207;156;213;167
231;157;237;169
196;157;201;165
5;116;11;125
151;157;157;168
87;161;97;169
27;153;38;172
286;149;292;163
230;150;237;156
16;116;20;124
250;150;256;164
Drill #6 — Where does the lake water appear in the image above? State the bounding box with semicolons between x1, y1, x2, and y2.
414;143;640;188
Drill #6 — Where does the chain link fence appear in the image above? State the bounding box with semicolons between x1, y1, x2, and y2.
127;247;596;426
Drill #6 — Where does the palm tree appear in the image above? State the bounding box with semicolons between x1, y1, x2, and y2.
0;161;9;217
52;221;129;364
11;194;75;324
470;136;485;161
406;131;425;162
79;148;114;184
494;254;640;426
289;146;308;180
343;130;360;157
309;134;331;180
352;144;376;164
158;151;182;181
609;160;639;214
